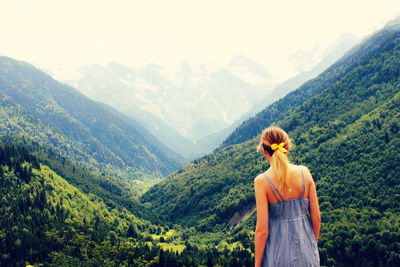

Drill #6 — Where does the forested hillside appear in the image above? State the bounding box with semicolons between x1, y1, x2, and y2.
0;141;255;266
0;56;183;180
141;23;400;266
0;142;155;266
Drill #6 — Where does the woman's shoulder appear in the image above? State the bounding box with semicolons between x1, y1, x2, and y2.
254;172;269;189
288;164;313;180
288;163;310;173
298;164;311;173
254;173;266;183
294;164;315;184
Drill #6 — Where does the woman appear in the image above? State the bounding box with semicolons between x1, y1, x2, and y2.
254;126;321;267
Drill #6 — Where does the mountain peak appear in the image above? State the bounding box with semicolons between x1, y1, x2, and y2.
228;54;272;79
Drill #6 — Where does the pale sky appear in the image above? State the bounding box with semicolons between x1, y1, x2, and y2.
1;0;400;73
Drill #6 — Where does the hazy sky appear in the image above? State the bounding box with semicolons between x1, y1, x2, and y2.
1;0;400;72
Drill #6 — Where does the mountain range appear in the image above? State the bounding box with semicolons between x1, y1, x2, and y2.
51;34;358;161
65;56;274;139
198;33;359;156
55;56;274;160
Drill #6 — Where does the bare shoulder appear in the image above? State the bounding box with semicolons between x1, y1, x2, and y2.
298;165;315;183
298;164;310;172
254;173;265;183
254;173;267;188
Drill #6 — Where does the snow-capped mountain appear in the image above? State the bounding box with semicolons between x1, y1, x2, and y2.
44;33;358;160
60;56;279;144
228;54;273;84
289;32;360;73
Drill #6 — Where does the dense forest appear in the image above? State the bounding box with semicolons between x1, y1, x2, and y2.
0;141;255;266
141;23;400;266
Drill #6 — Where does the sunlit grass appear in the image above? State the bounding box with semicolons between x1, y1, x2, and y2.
158;242;186;253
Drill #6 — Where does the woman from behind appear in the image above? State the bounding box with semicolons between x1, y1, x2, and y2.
254;126;321;267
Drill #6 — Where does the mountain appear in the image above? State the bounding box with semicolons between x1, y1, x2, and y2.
269;32;358;101
228;53;273;80
74;62;195;159
141;23;400;266
221;32;368;147
188;33;359;156
0;56;183;180
57;38;356;161
225;33;359;141
60;57;278;159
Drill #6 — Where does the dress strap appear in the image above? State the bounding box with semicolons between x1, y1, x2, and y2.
263;173;284;202
300;167;305;198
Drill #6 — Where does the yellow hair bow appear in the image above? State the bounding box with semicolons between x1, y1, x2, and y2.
271;142;287;153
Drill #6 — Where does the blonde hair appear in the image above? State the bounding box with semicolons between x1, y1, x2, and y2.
257;126;291;193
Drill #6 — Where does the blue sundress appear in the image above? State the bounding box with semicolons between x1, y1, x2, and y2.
261;168;320;266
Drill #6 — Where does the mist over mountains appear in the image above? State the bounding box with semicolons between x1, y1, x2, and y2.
63;55;276;140
45;34;358;160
